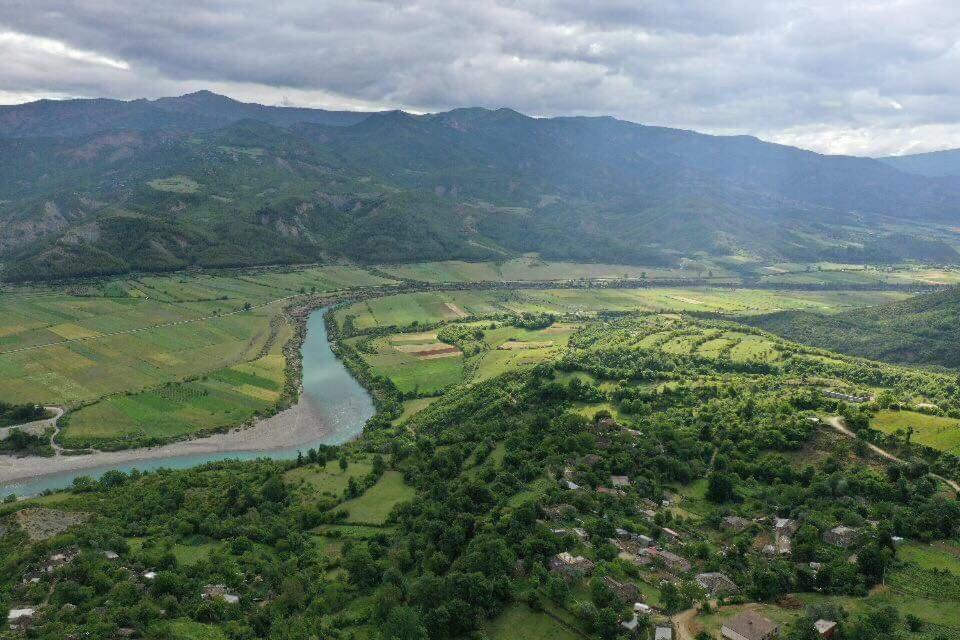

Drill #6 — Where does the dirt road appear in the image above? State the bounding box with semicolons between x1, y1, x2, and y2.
825;416;960;493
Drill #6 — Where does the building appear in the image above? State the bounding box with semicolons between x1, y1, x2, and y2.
721;516;751;533
721;610;779;640
773;518;799;537
641;547;692;573
611;475;631;487
7;608;35;631
775;536;792;556
603;576;640;603
695;572;740;597
549;552;595;580
661;527;681;540
823;526;859;548
562;479;581;491
202;584;240;604
814;619;837;638
823;390;869;403
655;625;674;640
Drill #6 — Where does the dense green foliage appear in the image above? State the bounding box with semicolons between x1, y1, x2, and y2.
0;403;46;428
745;286;960;368
2;313;959;639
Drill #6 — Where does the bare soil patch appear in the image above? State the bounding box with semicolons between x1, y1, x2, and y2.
12;508;90;541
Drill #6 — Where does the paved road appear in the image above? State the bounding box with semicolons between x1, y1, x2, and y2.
826;415;960;493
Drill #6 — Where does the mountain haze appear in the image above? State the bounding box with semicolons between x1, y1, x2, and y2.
1;92;960;281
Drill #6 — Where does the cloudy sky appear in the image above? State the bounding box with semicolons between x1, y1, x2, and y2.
1;0;959;156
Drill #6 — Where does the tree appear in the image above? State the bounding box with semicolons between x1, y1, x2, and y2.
339;455;349;471
706;471;737;503
381;606;428;640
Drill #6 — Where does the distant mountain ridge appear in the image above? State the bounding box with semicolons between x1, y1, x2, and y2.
0;90;371;138
1;91;959;281
879;148;960;178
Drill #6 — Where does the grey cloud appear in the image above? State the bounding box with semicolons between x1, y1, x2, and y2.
1;0;960;154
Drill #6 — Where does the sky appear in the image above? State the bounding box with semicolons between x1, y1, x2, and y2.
1;0;959;156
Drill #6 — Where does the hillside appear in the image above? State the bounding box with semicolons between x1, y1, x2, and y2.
879;148;960;178
743;286;960;367
2;311;960;639
2;93;960;280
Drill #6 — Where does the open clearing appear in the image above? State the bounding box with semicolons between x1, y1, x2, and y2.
339;470;415;525
872;409;960;454
148;175;200;193
482;604;580;640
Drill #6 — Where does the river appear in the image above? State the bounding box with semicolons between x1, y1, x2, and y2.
0;307;375;498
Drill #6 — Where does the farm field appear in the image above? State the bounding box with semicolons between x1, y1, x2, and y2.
61;350;287;447
378;257;734;283
357;333;465;395
0;265;390;406
334;287;909;331
872;409;960;454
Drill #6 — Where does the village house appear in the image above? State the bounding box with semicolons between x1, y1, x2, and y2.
823;390;870;403
202;584;240;604
579;454;603;466
641;547;692;573
721;610;780;640
776;536;792;556
7;608;35;631
722;516;751;533
695;572;740;597
610;475;631;487
562;479;581;491
774;518;799;537
603;576;641;603
823;526;859;548
549;552;595;580
814;619;838;638
103;550;119;560
661;527;681;541
142;570;157;580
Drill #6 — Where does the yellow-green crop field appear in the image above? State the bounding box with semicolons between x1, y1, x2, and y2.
335;287;908;331
0;266;390;406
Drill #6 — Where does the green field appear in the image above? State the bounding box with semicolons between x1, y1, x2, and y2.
482;604;580;640
335;287;909;331
285;458;374;499
339;470;415;525
379;257;734;283
872;410;960;454
62;352;287;447
0;266;390;406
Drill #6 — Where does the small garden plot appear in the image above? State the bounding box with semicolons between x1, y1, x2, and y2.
728;335;780;362
147;176;200;193
497;340;554;350
872;410;960;455
340;471;415;525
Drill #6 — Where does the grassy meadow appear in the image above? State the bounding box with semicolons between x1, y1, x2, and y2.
872;409;960;454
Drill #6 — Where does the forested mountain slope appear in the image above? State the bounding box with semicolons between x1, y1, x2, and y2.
743;286;960;368
2;93;960;281
879;148;960;178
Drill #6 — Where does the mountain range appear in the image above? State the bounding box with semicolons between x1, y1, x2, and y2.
2;91;960;281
